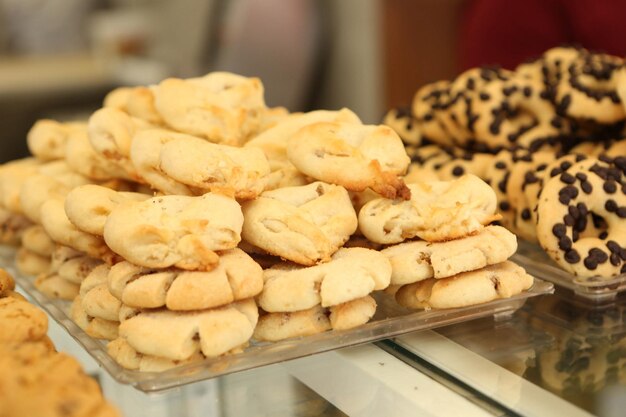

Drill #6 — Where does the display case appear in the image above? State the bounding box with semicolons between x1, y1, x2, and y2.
35;273;626;416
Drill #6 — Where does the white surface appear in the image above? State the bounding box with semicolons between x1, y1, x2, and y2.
396;330;594;417
284;344;492;417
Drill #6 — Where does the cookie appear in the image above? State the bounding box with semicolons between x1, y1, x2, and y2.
19;173;71;224
26;119;84;161
0;268;15;295
382;106;422;146
157;130;271;199
257;247;391;312
107;337;203;372
40;197;115;261
506;151;557;241
435;151;495;181
536;158;626;277
34;273;80;300
411;80;453;145
70;296;119;341
246;108;360;189
253;305;331;342
104;192;243;270
555;51;624;124
87;107;149;181
287;122;411;199
381;225;517;285
0;345;120;417
358;174;499;244
129;128;196;195
0;157;41;213
64;126;131;181
395;261;534;309
0;297;48;343
328;295;377;331
21;225;55;257
57;255;103;285
0;208;32;245
64;184;150;236
241;181;357;265
153;72;267;145
108;248;263;311
15;247;51;276
118;298;258;360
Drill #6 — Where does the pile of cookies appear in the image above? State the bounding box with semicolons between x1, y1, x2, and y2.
0;71;535;372
0;268;120;417
385;46;626;279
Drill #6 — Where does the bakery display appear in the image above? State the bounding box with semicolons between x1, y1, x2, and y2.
384;46;626;280
0;69;537;375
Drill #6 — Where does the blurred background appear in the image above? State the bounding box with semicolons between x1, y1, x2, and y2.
2;0;626;162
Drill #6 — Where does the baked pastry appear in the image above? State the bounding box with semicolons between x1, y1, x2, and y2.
153;72;267;145
64;127;131;181
241;181;357;265
287;122;411;199
108;248;263;311
536;158;626;278
129;128;196;195
395;261;534;309
64;184;150;236
26;119;84;161
156;130;271;199
104;192;243;270
15;247;51;276
40;197;115;261
107;337;203;372
88;107;151;181
381;225;517;285
0;157;40;213
0;296;48;343
257;247;391;312
118;298;258;360
20;225;55;257
359;174;499;244
245;108;361;190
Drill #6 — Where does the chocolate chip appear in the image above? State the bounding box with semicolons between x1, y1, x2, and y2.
564;214;575;226
521;208;531;220
610;253;621;266
467;78;476;90
565;249;581;263
606;200;618;212
559;185;579;204
452;166;465;176
561;161;573;170
604;181;617;193
575;172;588;181
479;93;491;101
559;236;572;250
523;87;532;97
568;205;580;218
607;241;621;253
560;172;576;184
495;161;507;169
618;207;626;218
599;231;609;240
577;202;588;217
499;201;510;211
550;168;562;177
581;181;593;194
584;248;609;270
553;223;567;238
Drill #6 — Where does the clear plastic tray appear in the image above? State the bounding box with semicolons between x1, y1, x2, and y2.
8;261;553;393
512;239;626;303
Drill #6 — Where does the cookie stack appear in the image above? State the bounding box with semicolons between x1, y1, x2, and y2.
384;46;626;279
0;69;539;373
357;175;532;308
0;268;120;417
